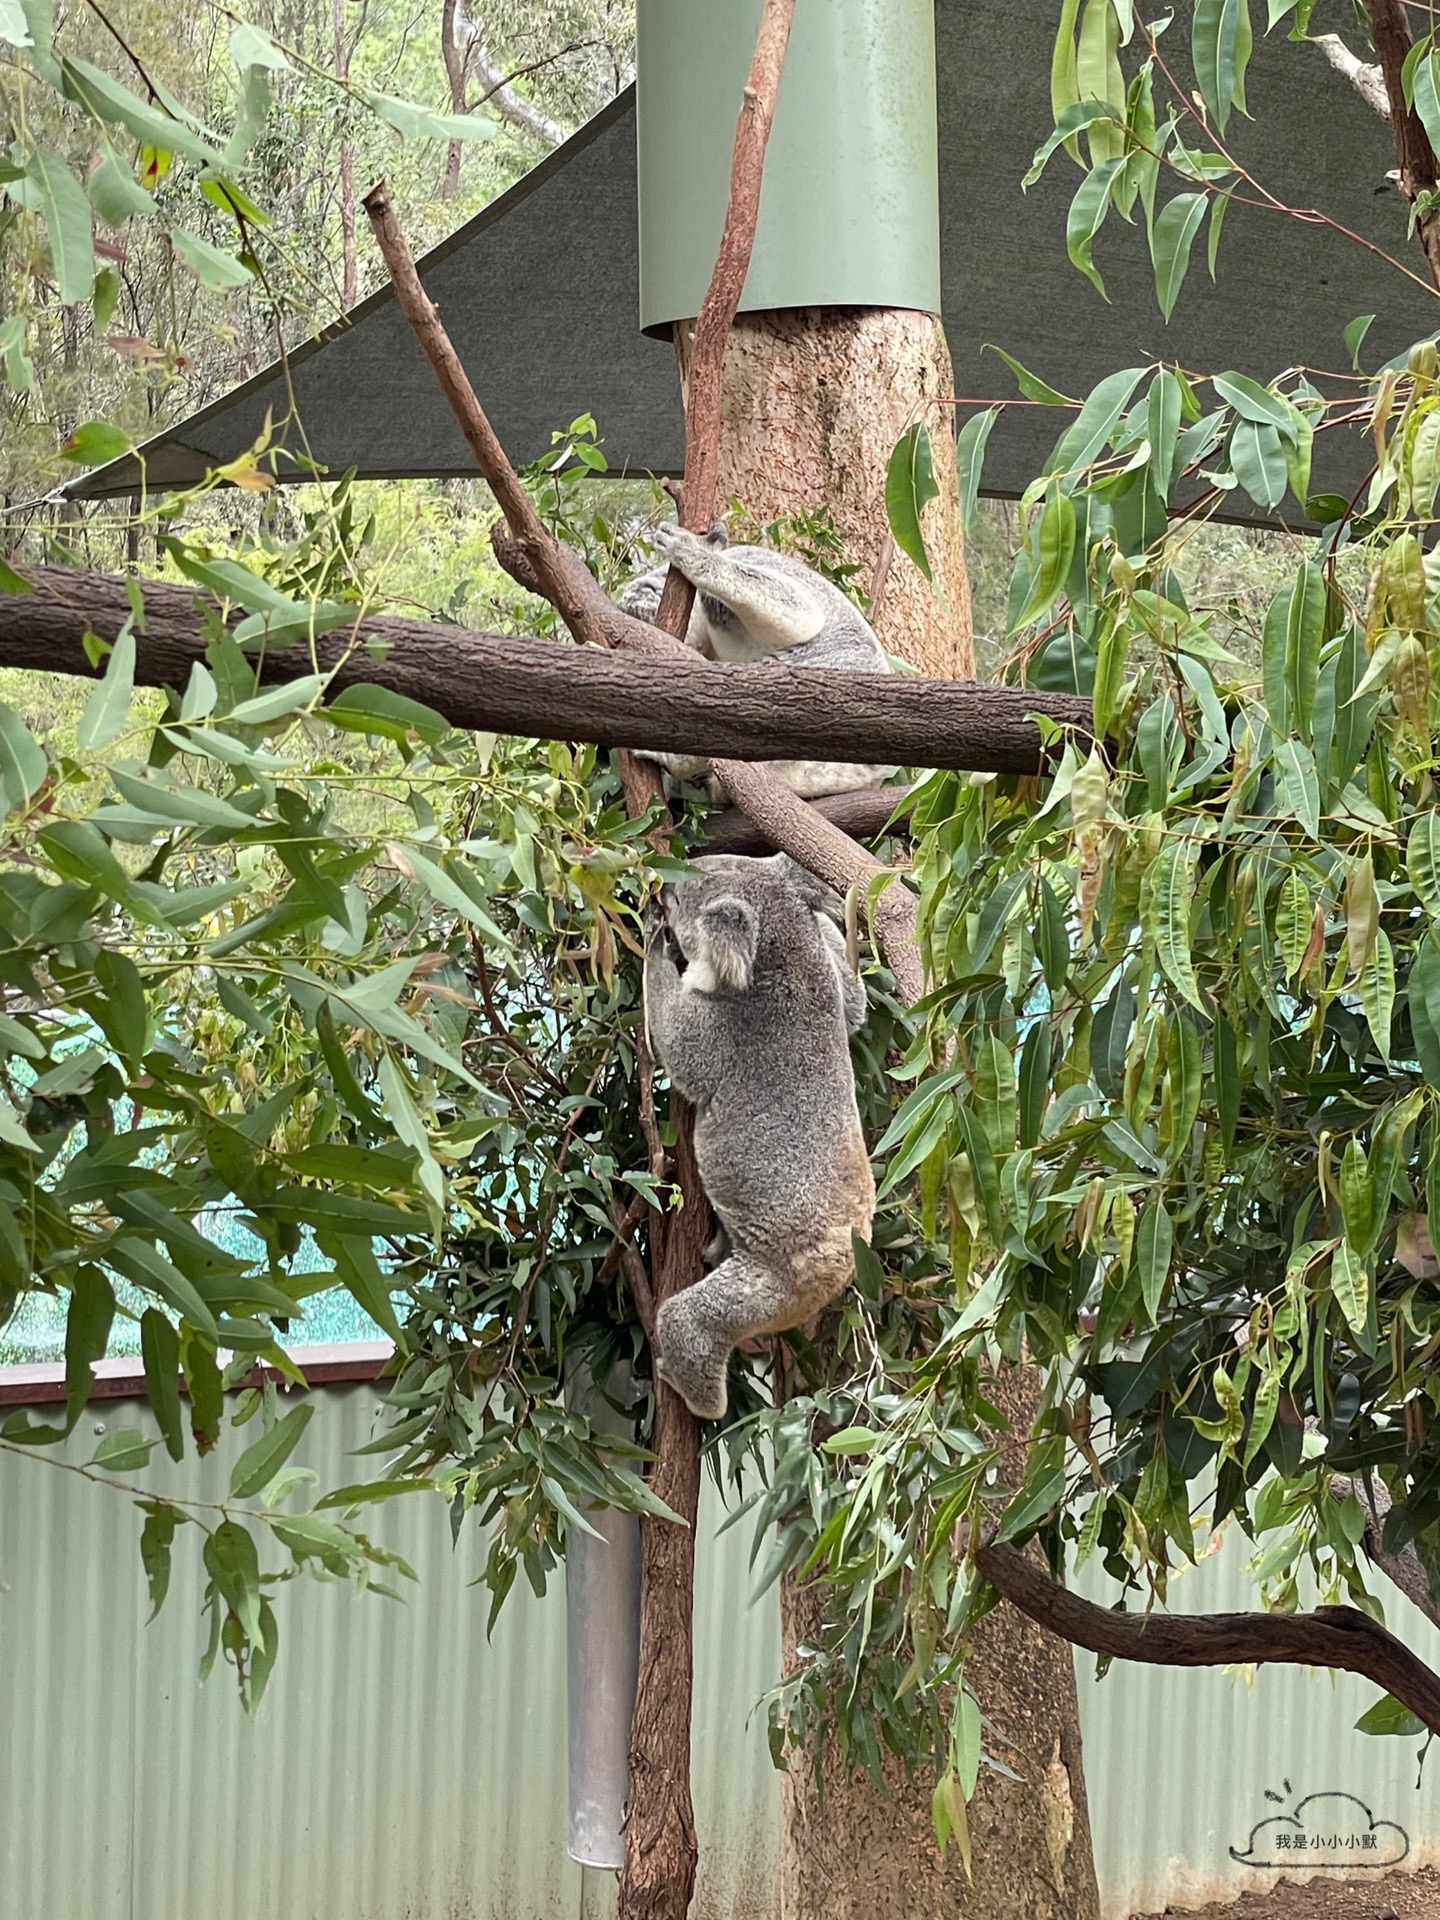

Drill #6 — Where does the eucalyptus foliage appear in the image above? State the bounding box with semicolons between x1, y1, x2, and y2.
749;2;1440;1843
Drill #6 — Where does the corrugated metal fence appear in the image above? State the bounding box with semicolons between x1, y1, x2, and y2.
1;1376;1437;1918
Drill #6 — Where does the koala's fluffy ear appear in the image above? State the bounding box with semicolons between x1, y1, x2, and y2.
695;895;759;992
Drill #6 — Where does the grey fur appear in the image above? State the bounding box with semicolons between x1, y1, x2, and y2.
619;525;896;800
643;852;875;1420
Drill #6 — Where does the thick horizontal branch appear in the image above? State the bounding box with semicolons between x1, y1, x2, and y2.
0;567;1092;775
702;786;913;855
976;1540;1440;1736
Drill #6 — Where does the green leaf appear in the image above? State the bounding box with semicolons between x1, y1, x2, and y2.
885;424;940;585
90;1427;160;1472
366;93;497;142
1151;193;1207;321
139;1502;182;1618
1409;934;1440;1084
1046;366;1146;478
1273;738;1320;840
325;684;449;744
226;675;328;725
65;1266;115;1429
1361;929;1396;1060
314;1477;434;1510
27;149;93;305
60;419;130;465
1024;100;1124;188
1229;419;1288;509
1329;1238;1369;1336
230;1403;314;1499
1065;157;1123;299
1147;369;1184;498
1356;1693;1426;1738
986;346;1075;407
141;1308;185;1462
172;229;254;290
822;1427;881;1455
1344;313;1376;372
77;624;135;750
88;151;156;226
1193;0;1251;131
955;408;999;537
1136;1194;1173;1322
203;1520;264;1645
0;699;48;811
1014;485;1077;629
61;56;225;165
1408;812;1440;917
327;1235;402;1342
1412;49;1440;160
1151;837;1205;1010
229;21;290;69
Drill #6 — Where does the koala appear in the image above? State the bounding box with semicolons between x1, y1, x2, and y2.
619;523;896;801
643;852;874;1420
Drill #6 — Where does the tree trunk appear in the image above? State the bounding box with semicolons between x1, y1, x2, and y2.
680;305;1099;1920
439;0;468;201
781;1369;1101;1920
676;307;973;677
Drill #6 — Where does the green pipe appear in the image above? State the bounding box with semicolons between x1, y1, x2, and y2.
636;0;942;335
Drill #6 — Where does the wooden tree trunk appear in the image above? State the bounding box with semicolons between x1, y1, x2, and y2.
780;1373;1101;1920
676;307;973;677
679;305;1100;1920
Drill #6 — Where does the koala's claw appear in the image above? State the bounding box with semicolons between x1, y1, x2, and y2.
654;1352;727;1422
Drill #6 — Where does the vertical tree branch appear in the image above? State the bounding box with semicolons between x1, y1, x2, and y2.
653;0;798;639
333;0;358;307
1363;0;1440;290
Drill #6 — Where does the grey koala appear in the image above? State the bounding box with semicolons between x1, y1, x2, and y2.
619;522;896;801
643;852;874;1420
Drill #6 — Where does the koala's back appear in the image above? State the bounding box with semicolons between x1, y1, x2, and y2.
690;928;873;1255
702;546;889;673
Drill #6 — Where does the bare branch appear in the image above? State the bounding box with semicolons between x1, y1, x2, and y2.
701;786;914;857
654;0;798;636
975;1539;1440;1736
1314;33;1390;119
469;40;567;149
0;565;1090;776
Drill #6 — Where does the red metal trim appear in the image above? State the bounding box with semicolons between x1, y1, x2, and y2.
0;1340;394;1408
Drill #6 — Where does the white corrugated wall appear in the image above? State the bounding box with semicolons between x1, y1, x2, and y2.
2;1379;1437;1918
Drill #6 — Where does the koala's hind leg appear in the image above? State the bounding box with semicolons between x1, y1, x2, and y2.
654;1249;795;1421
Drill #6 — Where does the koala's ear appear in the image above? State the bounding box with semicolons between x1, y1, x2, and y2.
704;522;730;550
695;895;759;992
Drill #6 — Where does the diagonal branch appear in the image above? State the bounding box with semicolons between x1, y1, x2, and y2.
976;1539;1440;1736
360;164;924;1000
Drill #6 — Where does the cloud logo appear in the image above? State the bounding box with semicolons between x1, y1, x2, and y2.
1230;1791;1409;1870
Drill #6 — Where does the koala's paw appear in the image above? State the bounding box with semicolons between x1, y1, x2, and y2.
652;522;711;571
654;1351;728;1422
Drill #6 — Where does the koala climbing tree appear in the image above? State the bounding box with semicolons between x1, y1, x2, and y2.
643;854;874;1420
622;523;896;800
